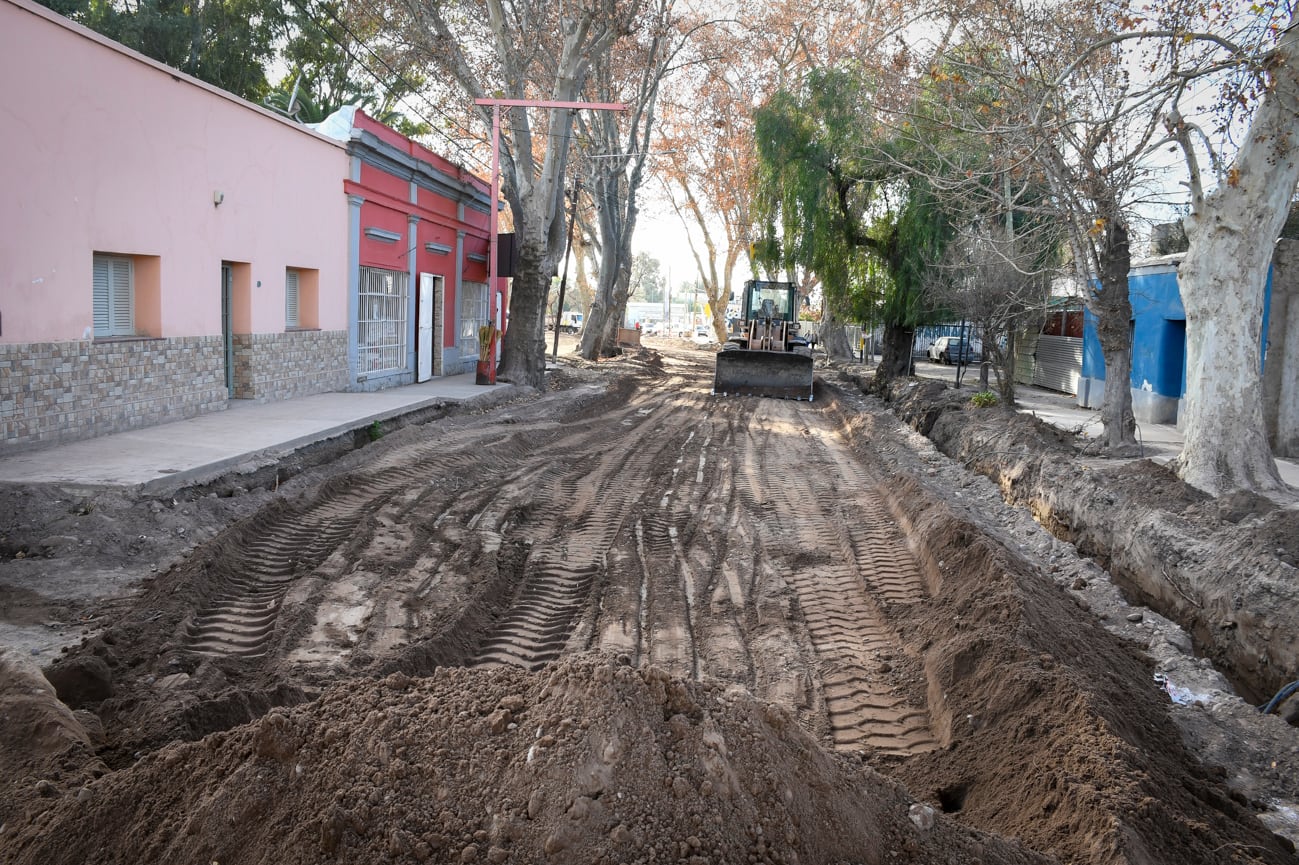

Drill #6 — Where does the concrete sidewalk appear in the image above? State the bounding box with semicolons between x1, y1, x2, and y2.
1009;383;1299;490
0;374;518;494
907;360;1298;490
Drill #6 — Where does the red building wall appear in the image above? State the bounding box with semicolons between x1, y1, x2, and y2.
344;112;506;376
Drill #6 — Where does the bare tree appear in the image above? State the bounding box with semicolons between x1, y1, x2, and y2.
655;25;767;344
969;0;1299;489
925;222;1060;405
881;1;1173;449
393;0;639;388
1155;4;1299;493
578;0;690;359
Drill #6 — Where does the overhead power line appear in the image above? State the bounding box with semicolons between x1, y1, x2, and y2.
284;0;491;172
289;0;604;173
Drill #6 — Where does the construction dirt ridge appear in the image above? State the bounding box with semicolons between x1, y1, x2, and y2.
0;341;1297;865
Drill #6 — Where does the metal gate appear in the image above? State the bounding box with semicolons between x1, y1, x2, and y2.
1031;335;1083;394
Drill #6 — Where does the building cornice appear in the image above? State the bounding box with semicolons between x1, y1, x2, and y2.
347;130;492;215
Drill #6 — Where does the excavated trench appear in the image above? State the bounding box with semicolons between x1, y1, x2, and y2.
879;375;1299;709
6;349;1295;864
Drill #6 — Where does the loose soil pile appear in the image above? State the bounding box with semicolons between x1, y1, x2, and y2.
6;654;1054;865
877;373;1299;704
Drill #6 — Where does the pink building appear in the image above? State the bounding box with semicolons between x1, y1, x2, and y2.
0;0;504;452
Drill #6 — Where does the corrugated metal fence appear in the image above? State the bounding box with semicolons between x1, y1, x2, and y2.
1031;335;1083;394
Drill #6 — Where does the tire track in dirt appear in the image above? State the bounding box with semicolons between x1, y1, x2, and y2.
826;450;929;605
655;403;754;686
739;399;938;756
585;375;748;683
470;397;695;670
186;425;534;658
186;520;354;655
188;358;935;757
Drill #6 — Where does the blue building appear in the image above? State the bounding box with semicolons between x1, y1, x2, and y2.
1078;245;1295;455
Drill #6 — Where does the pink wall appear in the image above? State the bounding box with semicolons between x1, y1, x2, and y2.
0;0;349;344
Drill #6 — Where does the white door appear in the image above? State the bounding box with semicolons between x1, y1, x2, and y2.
418;273;436;382
495;290;504;362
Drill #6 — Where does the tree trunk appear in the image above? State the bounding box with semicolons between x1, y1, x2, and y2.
982;323;1015;405
1171;22;1299;494
580;294;612;358
580;204;636;360
997;330;1016;406
1176;241;1283;492
497;232;554;387
710;299;729;342
1092;220;1136;451
570;235;593;320
584;251;634;359
873;323;914;392
818;307;854;360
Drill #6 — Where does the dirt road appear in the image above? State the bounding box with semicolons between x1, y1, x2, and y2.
172;347;939;758
2;343;1295;864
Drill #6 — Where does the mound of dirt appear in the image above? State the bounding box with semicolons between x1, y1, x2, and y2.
4;655;1053;865
832;366;1299;848
6;347;1298;865
0;647;108;837
876;474;1290;865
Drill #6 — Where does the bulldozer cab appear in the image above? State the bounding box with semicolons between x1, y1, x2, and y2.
744;281;796;323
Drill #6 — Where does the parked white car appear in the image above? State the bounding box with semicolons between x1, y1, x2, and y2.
692;326;716;346
927;335;980;365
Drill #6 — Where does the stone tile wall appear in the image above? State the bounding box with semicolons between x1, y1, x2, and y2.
0;336;228;452
231;330;348;402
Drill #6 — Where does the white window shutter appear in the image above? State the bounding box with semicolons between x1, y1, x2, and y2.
93;256;110;336
285;269;300;328
93;254;133;337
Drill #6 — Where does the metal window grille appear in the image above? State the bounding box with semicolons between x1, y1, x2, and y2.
459;282;488;360
358;266;408;373
285;269;300;329
92;254;134;337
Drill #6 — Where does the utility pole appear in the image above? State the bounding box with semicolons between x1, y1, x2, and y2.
552;175;582;360
473;98;626;367
666;270;673;335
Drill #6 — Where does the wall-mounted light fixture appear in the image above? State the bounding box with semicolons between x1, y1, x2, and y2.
213;190;225;207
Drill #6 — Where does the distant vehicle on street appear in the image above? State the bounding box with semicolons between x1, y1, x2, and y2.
554;311;583;334
927;335;979;365
692;326;716;346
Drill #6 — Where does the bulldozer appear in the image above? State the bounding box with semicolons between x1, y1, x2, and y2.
712;280;814;400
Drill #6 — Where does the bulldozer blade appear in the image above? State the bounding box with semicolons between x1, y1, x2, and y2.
713;350;814;400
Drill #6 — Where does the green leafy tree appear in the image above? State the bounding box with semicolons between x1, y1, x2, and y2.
50;0;282;102
266;0;429;137
753;66;952;380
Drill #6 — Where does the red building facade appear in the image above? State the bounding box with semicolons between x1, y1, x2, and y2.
343;111;504;389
